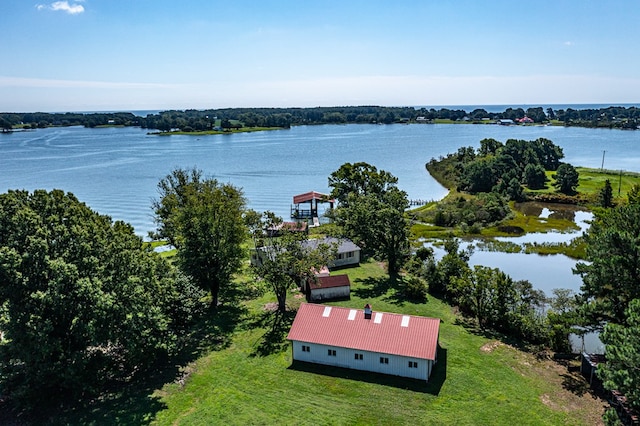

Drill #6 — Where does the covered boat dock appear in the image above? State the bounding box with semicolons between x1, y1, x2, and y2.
291;191;334;220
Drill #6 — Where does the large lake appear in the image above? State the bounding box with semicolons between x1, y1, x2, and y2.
2;123;639;302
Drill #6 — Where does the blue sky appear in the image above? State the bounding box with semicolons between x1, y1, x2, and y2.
1;0;639;112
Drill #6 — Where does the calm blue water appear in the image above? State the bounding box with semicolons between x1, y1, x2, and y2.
3;122;630;352
2;123;639;238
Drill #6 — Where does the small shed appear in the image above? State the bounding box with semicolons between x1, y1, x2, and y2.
307;274;351;302
287;303;441;382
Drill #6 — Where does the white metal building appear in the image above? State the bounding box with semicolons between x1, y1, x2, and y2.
287;303;440;382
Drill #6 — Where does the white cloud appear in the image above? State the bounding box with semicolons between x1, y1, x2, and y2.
36;1;85;15
0;76;176;90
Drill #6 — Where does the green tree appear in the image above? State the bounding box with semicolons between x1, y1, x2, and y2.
478;138;503;156
153;168;247;308
575;204;640;325
553;163;579;194
450;266;499;329
433;238;472;299
328;162;398;208
533;138;564;171
598;299;640;411
248;212;334;312
627;183;640;205
459;157;497;193
0;189;185;407
523;163;547;189
0;117;12;132
329;163;409;277
599;179;614;208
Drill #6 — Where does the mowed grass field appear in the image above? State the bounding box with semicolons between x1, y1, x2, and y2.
138;261;604;426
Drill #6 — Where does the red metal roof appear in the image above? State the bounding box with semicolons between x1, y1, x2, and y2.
309;274;351;290
293;191;334;204
287;303;440;360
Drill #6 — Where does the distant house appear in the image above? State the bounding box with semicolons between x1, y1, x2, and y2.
517;116;534;124
498;119;514;125
287;303;441;382
303;237;360;269
249;237;360;269
305;274;351;302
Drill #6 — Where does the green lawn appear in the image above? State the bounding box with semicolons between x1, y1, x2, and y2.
144;261;601;425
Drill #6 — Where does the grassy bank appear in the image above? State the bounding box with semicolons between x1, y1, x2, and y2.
146;261;603;425
411;167;640;256
47;261;604;424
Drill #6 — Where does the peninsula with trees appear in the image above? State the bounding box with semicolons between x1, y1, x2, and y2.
2;105;640;133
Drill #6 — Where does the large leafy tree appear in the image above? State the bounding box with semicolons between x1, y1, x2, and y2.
153;168;247;308
523;163;547;189
0;189;184;407
553;163;579;194
575;204;640;326
532;137;564;171
598;299;640;412
328;162;398;208
247;212;334;312
329;163;410;277
477;138;503;156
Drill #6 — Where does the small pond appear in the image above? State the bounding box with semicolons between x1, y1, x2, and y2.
425;202;604;353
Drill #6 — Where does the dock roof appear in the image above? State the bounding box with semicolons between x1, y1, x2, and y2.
293;191;334;204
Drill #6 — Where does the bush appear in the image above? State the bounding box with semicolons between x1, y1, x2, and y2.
403;276;428;302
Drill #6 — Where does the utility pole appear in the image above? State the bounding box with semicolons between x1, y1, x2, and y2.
601;150;606;171
619;169;623;196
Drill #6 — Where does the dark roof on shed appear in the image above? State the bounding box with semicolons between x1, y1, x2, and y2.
309;274;351;290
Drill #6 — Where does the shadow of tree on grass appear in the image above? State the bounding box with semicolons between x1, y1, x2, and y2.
352;276;394;299
561;372;590;397
20;303;248;426
249;309;296;357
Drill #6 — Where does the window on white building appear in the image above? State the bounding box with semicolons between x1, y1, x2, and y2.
354;353;363;360
380;357;389;364
408;361;418;368
302;345;310;352
328;349;336;356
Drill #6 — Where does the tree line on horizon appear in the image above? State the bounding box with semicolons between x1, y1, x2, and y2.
2;105;640;132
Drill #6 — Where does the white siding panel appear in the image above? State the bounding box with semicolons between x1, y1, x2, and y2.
291;341;431;381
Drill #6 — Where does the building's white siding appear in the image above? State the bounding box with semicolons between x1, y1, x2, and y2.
291;341;433;381
331;249;360;268
309;286;350;301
